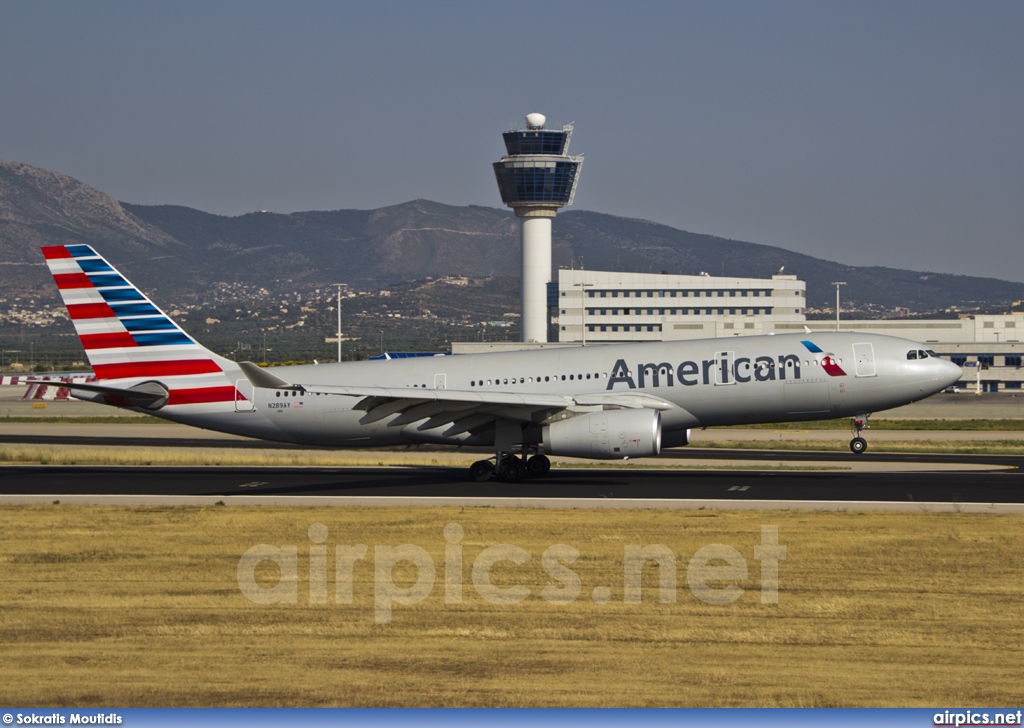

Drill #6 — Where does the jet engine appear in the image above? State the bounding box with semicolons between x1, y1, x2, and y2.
542;408;661;459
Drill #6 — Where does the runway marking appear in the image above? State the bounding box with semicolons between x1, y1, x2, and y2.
728;485;751;491
238;481;268;489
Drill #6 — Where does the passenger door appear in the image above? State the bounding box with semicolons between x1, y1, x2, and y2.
853;343;876;377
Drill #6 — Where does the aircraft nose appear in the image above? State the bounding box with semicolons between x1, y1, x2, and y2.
940;357;962;387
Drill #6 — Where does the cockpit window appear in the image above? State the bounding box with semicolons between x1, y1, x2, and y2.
907;350;918;360
926;350;938;358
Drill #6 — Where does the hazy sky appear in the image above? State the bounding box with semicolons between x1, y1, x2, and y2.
3;1;1022;282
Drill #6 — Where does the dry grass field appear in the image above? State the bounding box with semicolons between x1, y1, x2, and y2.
1;505;1021;707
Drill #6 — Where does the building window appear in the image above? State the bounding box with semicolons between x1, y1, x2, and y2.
1005;381;1021;389
588;290;595;298
950;355;967;365
977;355;995;366
1005;355;1021;367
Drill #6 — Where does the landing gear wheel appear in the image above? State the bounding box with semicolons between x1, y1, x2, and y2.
849;414;870;456
497;458;527;483
526;454;551;477
469;460;495;482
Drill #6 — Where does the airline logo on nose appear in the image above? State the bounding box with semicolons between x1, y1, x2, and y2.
801;340;847;377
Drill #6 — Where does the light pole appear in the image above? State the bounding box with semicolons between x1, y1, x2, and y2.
335;284;343;363
573;281;594;346
831;282;847;331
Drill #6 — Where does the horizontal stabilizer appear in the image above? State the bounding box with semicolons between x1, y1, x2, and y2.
27;379;170;410
238;361;303;390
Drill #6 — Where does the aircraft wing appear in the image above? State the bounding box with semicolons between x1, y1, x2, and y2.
238;360;674;435
303;383;674;434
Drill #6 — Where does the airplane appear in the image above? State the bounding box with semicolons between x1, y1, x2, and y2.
38;244;962;482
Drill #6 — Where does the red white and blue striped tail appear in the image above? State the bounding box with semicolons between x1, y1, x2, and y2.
41;244;238;407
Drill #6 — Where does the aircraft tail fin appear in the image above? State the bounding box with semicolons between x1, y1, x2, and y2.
41;244;238;406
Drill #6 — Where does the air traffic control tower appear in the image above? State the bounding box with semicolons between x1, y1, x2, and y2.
493;113;583;343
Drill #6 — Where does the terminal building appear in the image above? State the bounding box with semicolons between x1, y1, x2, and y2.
555;268;806;342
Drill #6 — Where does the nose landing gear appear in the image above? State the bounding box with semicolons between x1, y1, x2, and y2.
850;414;870;454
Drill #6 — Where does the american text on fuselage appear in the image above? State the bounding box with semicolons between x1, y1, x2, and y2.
607;352;802;390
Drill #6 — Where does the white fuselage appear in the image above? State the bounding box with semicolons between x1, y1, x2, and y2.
147;332;961;450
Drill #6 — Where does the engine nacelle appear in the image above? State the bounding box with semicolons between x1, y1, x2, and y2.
543;408;662;459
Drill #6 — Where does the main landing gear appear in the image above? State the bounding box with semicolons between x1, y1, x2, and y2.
469;446;551;483
849;414;870;455
470;418;551;482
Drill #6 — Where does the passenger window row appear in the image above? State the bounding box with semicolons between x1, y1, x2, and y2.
470;372;608;387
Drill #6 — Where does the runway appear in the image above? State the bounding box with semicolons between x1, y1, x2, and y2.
1;416;1021;511
0;460;1020;512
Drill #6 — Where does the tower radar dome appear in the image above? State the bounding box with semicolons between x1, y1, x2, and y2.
525;113;546;129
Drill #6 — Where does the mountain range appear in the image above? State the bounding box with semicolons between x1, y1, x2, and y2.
1;158;1021;312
